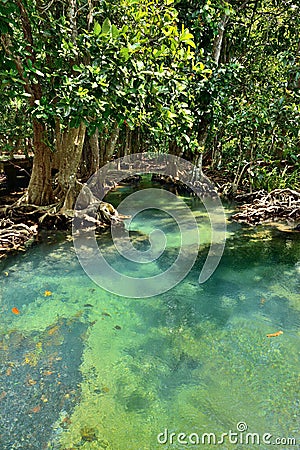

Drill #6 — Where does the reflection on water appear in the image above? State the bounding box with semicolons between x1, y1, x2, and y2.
0;182;299;449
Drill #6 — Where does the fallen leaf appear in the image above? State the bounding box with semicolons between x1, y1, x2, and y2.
44;291;52;297
267;330;283;338
30;405;41;413
48;325;59;336
0;391;7;400
62;416;72;425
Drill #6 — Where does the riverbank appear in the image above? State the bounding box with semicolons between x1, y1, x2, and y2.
0;173;299;260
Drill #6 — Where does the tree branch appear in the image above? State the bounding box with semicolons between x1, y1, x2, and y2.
0;35;34;100
212;15;229;65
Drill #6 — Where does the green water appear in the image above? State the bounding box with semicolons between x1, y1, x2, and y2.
0;183;299;450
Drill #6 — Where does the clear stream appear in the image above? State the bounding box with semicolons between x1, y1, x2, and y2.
0;180;299;450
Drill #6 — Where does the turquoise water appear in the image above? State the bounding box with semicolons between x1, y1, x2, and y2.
0;182;300;449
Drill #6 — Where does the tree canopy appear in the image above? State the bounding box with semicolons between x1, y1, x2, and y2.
0;0;299;207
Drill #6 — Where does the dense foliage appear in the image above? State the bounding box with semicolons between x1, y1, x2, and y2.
0;0;299;205
177;0;299;191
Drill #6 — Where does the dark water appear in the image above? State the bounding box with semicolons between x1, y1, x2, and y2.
0;182;299;449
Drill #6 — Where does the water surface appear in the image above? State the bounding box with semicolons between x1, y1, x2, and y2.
0;182;299;449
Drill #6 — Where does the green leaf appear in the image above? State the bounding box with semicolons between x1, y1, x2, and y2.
121;25;129;35
167;110;177;119
120;47;130;61
135;60;144;71
93;21;101;36
193;62;205;72
70;117;81;128
64;106;71;117
0;20;10;34
111;24;119;38
185;40;196;48
102;18;111;35
35;113;48;119
180;30;194;41
33;68;45;77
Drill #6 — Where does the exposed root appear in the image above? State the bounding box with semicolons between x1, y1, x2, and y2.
0;185;122;258
0;218;38;259
231;189;300;227
73;184;123;231
151;173;219;197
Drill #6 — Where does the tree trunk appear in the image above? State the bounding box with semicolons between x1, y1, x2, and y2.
55;120;87;211
212;15;229;65
2;3;54;207
27;120;53;205
168;141;184;177
197;15;228;166
89;129;100;174
80;129;100;180
124;127;130;156
99;122;120;167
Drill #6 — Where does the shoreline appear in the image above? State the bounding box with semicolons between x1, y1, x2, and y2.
0;177;299;261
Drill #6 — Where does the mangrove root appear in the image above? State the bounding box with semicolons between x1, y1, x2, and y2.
0;218;38;258
231;189;300;226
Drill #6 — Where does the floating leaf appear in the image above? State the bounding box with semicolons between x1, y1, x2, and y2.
30;405;41;413
266;330;283;338
48;325;59;335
